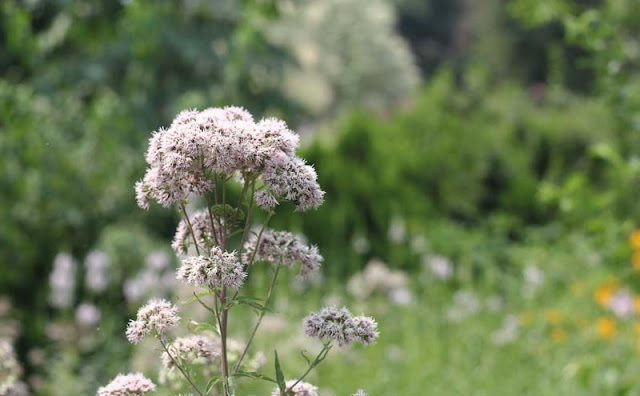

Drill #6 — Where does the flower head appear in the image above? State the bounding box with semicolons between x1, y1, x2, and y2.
97;373;156;396
161;335;219;370
126;299;179;344
243;230;322;277
135;107;323;211
352;390;368;396
303;306;379;346
176;247;246;290
270;380;318;396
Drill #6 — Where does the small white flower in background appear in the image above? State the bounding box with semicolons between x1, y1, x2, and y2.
385;344;404;362
446;290;481;322
491;315;520;345
48;252;76;309
145;251;170;271
270;380;318;396
410;234;428;254
351;234;370;255
387;216;406;243
389;287;413;306
96;373;155;396
75;303;101;327
126;299;179;344
347;259;408;301
84;250;110;293
608;289;634;318
352;390;368;396
485;295;503;312
522;264;545;299
424;255;453;280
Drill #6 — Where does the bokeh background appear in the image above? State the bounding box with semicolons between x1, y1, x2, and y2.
2;0;640;394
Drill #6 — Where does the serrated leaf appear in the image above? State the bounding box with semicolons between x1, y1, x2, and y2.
234;370;276;383
205;376;221;395
274;351;286;394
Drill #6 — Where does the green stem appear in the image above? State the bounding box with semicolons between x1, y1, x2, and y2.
160;338;204;396
180;203;201;256
233;265;281;372
286;343;332;392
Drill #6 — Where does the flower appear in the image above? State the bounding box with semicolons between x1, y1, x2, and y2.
608;289;634;318
126;299;179;344
161;335;219;370
135;107;323;211
352;390;368;396
594;279;619;307
75;303;101;326
243;230;322;277
85;250;110;293
97;373;156;396
48;252;76;309
596;318;617;340
550;328;568;344
303;306;379;346
176;247;246;290
630;229;640;249
172;209;221;256
270;380;318;396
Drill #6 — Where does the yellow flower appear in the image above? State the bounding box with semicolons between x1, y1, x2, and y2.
596;318;617;340
551;328;568;344
594;279;619;307
632;251;640;270
630;229;640;249
544;309;563;324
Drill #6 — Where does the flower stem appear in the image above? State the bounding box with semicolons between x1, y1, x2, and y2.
160;338;204;396
180;203;201;256
233;264;281;372
286;343;332;392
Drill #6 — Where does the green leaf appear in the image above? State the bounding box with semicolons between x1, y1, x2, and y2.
231;296;272;314
274;350;286;394
234;370;276;383
182;290;215;304
205;376;221;395
209;204;244;224
190;320;220;335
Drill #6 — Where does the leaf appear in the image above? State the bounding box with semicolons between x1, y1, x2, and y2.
190;320;220;335
234;370;276;383
231;296;273;314
209;204;244;223
274;350;286;395
205;376;221;395
182;290;215;304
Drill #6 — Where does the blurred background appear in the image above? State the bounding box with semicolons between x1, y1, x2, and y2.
2;0;640;394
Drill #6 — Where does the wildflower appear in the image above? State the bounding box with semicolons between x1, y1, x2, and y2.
136;107;324;211
632;251;640;270
85;250;110;293
0;339;21;395
491;315;519;345
176;248;246;290
255;190;279;210
270;380;318;396
97;373;156;396
387;216;406;243
161;335;219;370
172;209;221;256
347;259;408;300
594;279;618;307
424;255;453;280
550;328;568;344
303;306;379;346
608;289;634;318
75;303;102;326
126;299;179;344
596;318;617;340
48;252;76;309
146;251;170;271
352;390;368;396
243;230;322;277
630;229;640;249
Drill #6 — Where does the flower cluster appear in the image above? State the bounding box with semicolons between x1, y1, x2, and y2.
161;335;219;370
347;259;408;301
135;106;323;211
97;373;156;396
303;306;379;346
270;380;318;396
0;339;24;396
352;390;368;396
172;209;221;256
177;247;246;290
126;299;180;344
243;230;322;277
